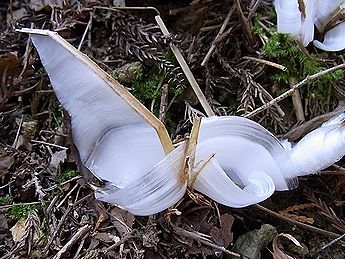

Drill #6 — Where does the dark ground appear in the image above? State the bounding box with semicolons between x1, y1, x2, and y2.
0;0;345;258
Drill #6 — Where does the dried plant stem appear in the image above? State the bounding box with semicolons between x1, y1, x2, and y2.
53;224;91;259
155;15;215;117
12;114;23;148
247;0;263;20
235;0;255;46
201;7;235;66
245;63;345;118
289;77;305;122
43;205;73;256
31;140;68;150
171;223;240;257
159;84;169;123
93;6;160;15
317;233;345;252
103;231;134;253
0;201;41;211
78;12;93;51
255;205;341;238
57;183;79;209
242;56;287;71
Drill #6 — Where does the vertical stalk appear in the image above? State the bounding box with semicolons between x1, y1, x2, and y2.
289;77;305;122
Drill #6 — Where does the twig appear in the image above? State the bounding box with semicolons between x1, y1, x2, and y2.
201;7;235;66
289;77;305;122
0;180;15;190
93;6;160;15
31;140;68;150
159;84;169;123
200;24;222;32
12;115;23;148
255;205;341;238
40;130;68;137
257;83;285;117
171;223;240;257
247;0;263;20
155;15;215;117
245;63;345;118
57;183;79;209
43;205;73;256
78;12;93;51
45;195;60;215
72;238;85;259
0;201;42;211
103;231;134;253
235;0;255;46
242;56;287;71
284;102;345;140
317;233;345;253
53;224;91;259
60;176;82;186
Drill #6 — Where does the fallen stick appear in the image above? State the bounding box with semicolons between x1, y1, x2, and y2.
155;15;215;117
52;224;91;259
245;63;345;118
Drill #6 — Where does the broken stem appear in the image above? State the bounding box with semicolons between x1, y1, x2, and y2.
289;77;305;122
245;63;345;118
155;15;215;117
201;7;235;66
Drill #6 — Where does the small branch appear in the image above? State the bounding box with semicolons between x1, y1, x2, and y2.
53;224;91;259
78;12;93;51
242;56;287;71
201;6;235;66
103;231;134;253
0;201;41;211
171;223;240;257
316;233;345;254
155;15;215;117
43;205;73;256
159;84;169;123
289;77;305;122
235;0;255;46
255;205;341;238
247;0;263;20
93;6;160;15
56;183;79;209
245;63;345;118
31;140;68;150
12;115;23;148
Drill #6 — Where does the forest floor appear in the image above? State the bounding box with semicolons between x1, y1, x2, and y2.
0;0;345;258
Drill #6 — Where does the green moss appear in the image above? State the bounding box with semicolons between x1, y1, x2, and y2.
261;33;344;102
59;168;79;182
7;204;43;220
0;195;12;206
252;18;265;37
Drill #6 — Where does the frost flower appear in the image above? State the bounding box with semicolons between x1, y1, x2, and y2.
274;0;345;51
19;28;345;216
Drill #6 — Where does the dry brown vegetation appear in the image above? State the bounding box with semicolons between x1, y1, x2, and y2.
0;0;345;258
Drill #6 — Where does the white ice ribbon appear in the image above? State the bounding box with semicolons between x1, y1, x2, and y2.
274;0;345;51
20;29;345;215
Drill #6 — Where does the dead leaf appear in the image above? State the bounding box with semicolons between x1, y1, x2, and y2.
29;0;63;11
110;207;134;238
210;213;234;247
49;150;67;173
10;219;26;242
232;224;278;259
92;199;109;231
94;232;120;244
272;233;302;259
0;53;20;75
0;151;15;178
